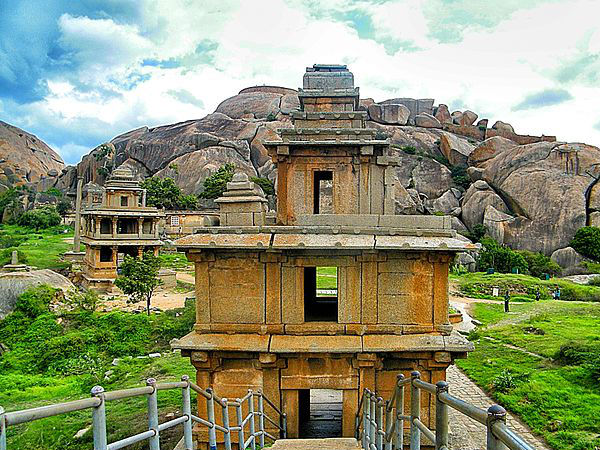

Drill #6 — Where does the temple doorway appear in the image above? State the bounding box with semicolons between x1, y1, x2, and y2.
298;389;343;438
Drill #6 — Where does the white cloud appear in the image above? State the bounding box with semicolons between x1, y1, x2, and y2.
12;0;600;165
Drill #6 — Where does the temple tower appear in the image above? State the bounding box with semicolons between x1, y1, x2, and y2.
80;167;163;290
173;65;474;447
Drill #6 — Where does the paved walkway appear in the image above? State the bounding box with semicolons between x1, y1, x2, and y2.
446;365;550;450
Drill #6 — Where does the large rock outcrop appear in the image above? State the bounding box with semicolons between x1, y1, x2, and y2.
0;269;74;319
0;121;64;190
480;142;600;254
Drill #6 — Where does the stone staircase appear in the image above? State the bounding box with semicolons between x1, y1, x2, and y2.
271;438;362;450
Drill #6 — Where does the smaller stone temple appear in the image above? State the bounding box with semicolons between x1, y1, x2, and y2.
80;167;163;290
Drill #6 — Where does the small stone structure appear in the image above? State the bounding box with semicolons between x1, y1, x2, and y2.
2;250;28;272
80;167;163;290
172;64;475;447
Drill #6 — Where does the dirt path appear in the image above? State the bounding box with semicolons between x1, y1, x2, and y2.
101;272;195;312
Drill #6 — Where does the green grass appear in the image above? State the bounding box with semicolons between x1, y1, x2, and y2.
1;353;195;450
451;272;600;302
159;251;193;270
175;280;195;293
459;301;600;449
316;266;338;290
0;224;74;270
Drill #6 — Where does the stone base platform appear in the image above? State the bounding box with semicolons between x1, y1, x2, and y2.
271;438;361;450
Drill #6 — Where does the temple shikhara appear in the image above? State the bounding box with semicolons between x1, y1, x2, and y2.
80;166;163;290
173;64;474;447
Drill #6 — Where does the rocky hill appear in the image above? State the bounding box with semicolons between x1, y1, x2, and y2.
46;86;600;256
0;121;65;190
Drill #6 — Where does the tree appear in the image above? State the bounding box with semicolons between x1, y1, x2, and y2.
478;237;528;273
199;163;235;199
56;199;71;218
114;251;163;315
570;226;600;261
251;176;275;196
17;206;61;231
140;176;198;210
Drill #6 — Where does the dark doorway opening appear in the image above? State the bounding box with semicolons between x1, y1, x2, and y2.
299;389;342;438
313;171;333;214
304;267;338;322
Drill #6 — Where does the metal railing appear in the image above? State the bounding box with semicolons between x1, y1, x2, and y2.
355;371;536;450
0;375;286;450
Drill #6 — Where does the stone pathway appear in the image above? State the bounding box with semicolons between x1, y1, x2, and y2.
446;365;550;450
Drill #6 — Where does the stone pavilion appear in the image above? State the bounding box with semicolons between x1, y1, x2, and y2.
172;64;474;447
80;166;163;290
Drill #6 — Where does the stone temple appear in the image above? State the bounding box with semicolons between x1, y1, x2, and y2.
172;64;474;447
80;166;163;290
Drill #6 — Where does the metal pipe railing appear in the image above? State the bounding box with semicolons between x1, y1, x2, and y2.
0;376;285;450
355;370;537;450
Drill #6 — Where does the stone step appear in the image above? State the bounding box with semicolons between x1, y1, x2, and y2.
270;438;362;450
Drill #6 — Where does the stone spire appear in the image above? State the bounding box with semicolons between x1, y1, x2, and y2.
215;172;268;226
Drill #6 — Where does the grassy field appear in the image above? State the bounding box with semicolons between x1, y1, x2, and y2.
0;224;74;270
451;272;600;302
159;251;194;270
1;353;195;449
458;301;600;450
316;266;338;290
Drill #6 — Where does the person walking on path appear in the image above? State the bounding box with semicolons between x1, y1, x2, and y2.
504;291;510;312
535;288;540;302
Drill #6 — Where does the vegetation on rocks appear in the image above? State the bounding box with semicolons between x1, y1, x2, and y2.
458;301;600;450
199;163;274;199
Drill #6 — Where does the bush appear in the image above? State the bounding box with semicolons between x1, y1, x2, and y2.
199;163;235;199
588;276;600;286
401;145;416;155
463;224;487;243
518;250;562;278
555;342;600;381
478;238;528;274
491;369;517;393
0;234;27;249
450;165;471;189
17;206;61;231
570;226;600;261
250;176;275;196
15;285;57;318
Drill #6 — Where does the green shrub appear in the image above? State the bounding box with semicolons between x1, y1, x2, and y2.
491;369;517;393
15;285;57;318
250;176;275;196
555;342;600;381
43;187;63;198
0;234;27;248
17;206;61;231
199;163;235;199
478;238;528;274
570;226;600;261
518;250;562;278
463;224;487;243
588;276;600;286
450;165;471;189
401;145;416;155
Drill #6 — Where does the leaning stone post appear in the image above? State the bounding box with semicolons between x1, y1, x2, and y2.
73;176;84;252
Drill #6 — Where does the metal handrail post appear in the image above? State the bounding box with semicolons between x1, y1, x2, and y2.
1;406;7;450
221;399;232;450
410;371;421;450
384;400;392;450
247;390;256;450
435;381;449;450
396;375;404;450
369;393;376;450
91;385;107;450
258;392;265;448
486;405;509;450
282;413;287;439
362;390;370;449
206;388;218;450
376;398;384;450
147;378;160;450
181;376;193;450
236;400;245;450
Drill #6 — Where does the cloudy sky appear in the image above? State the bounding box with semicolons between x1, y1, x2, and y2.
1;0;599;164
